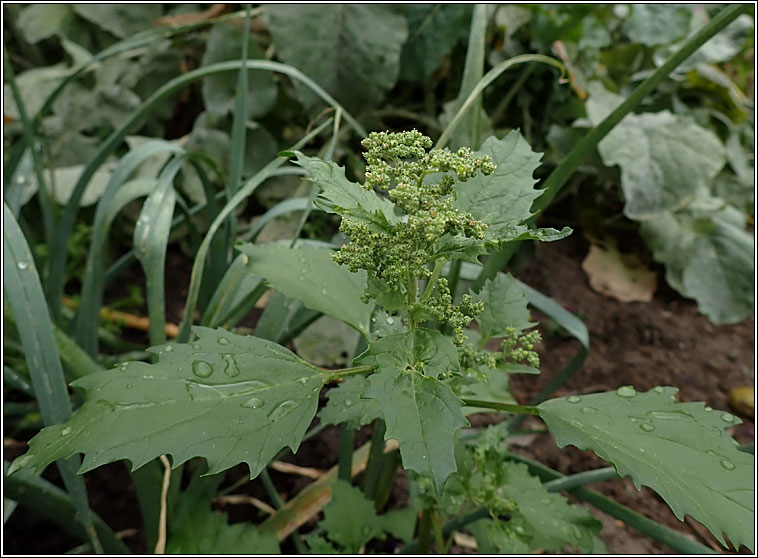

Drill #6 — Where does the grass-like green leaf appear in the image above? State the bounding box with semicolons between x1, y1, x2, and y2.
133;158;180;346
291;151;399;232
239;243;374;337
3;203;102;551
363;368;469;494
74;139;182;354
8;327;331;480
538;386;754;551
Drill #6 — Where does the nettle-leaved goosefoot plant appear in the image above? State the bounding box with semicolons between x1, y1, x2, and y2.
10;131;754;553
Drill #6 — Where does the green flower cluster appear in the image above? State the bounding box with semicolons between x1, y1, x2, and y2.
459;327;542;371
332;130;495;344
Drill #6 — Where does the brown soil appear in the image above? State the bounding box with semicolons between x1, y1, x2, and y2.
3;234;754;554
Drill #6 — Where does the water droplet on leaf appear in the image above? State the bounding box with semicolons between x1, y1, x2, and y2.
653;387;664;394
16;261;28;270
616;386;636;398
192;343;202;350
639;423;655;432
567;395;581;403
192;360;213;378
268;400;298;420
242;397;263;409
345;399;353;407
720;459;735;470
61;427;72;436
222;355;240;378
720;412;735;423
164;345;174;352
218;337;230;346
580;407;596;414
704;406;712;412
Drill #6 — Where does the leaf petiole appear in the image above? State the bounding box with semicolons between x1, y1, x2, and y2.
462;399;540;415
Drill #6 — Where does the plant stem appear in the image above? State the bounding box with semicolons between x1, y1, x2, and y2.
399;507;490;554
260;469;307;554
326;364;374;380
421;259;446;302
337;426;354;483
361;419;387;500
373;449;400;511
462;399;540;415
417;508;433;554
543;466;618;492
431;508;445;553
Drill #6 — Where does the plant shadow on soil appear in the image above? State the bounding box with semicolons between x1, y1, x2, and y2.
3;233;754;554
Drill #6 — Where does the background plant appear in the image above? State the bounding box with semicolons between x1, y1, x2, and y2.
3;3;754;555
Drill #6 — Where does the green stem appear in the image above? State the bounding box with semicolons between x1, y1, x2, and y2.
326;364;374;380
361;419;386;501
436;54;565;149
373;449;400;511
260;468;307;554
492;61;536;123
421;259;446;302
400;507;490;554
542;466;618;492
417;507;433;554
431;508;445;553
337;426;354;483
462;399;540;415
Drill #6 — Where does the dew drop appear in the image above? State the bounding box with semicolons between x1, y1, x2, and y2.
616;386;636;398
567;395;582;403
217;337;230;346
639;423;655;432
241;397;264;409
386;317;395;325
345;399;353;407
120;364;128;371
126;384;133;389
299;257;307;264
706;450;717;456
704;406;712;412
164;345;174;352
16;261;28;270
653;386;664;394
61;427;72;436
541;498;551;505
321;288;327;295
720;459;735;471
192;343;202;350
720;412;735;423
222;354;240;378
268;400;298;420
580;407;596;414
298;377;308;385
192;360;213;378
241;254;249;265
